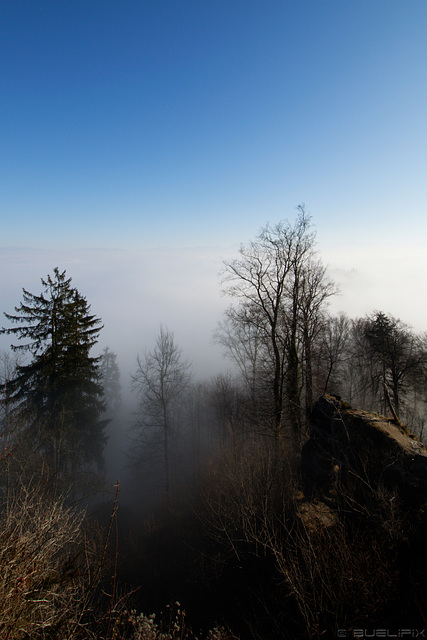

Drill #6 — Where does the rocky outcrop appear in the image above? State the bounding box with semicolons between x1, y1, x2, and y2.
302;394;427;511
298;396;427;625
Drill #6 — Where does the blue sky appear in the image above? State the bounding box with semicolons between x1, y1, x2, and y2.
1;1;427;374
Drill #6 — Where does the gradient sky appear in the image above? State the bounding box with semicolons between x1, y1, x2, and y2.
1;1;427;376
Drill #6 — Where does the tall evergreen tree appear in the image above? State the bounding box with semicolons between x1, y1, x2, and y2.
0;268;106;475
363;311;427;417
99;347;121;413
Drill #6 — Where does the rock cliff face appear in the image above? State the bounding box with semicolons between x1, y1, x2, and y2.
298;396;427;625
302;394;427;510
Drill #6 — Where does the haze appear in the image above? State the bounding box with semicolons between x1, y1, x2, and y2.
2;4;427;633
1;1;427;375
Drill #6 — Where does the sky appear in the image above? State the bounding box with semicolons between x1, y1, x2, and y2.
1;1;427;378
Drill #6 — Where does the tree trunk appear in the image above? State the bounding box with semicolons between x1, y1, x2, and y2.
164;419;170;504
287;282;301;435
304;327;313;421
272;325;284;443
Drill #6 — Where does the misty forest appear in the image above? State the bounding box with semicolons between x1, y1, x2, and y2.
2;210;427;639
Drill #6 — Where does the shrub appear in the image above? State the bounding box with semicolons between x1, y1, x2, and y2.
0;474;93;639
126;604;239;640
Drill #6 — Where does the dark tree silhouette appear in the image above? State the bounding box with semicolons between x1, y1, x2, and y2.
100;346;121;412
220;207;335;441
132;326;192;501
363;311;427;417
0;268;106;476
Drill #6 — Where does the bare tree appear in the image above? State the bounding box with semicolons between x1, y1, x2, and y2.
214;305;263;399
220;207;335;442
131;326;192;502
208;372;249;454
297;258;338;421
213;302;271;431
318;313;352;396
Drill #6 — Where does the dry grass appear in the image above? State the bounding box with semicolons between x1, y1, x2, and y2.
125;604;239;640
0;475;92;639
0;467;239;640
198;438;406;638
